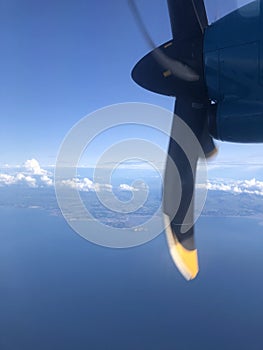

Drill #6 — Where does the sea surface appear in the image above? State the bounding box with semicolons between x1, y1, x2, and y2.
0;207;263;350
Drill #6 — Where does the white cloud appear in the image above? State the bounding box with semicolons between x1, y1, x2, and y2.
118;184;141;192
60;177;112;192
94;183;112;192
0;174;16;185
207;178;263;196
16;173;25;181
0;173;37;187
40;175;53;187
3;158;262;198
61;177;94;191
22;175;37;188
0;159;52;188
23;158;47;175
0;158;112;191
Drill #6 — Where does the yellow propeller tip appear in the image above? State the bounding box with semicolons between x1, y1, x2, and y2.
164;214;199;281
206;147;218;159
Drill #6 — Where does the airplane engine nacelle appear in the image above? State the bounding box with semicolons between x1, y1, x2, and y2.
204;0;263;143
209;101;263;143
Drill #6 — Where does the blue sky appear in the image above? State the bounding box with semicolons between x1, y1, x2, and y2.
1;0;259;170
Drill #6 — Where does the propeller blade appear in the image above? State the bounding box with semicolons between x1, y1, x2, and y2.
128;0;199;82
163;96;216;279
163;98;199;279
129;0;218;279
200;120;218;158
167;0;208;41
164;214;198;280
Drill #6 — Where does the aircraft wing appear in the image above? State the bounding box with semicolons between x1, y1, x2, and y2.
167;0;255;33
204;0;255;24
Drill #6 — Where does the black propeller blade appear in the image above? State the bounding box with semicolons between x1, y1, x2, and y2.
164;97;207;280
130;0;217;279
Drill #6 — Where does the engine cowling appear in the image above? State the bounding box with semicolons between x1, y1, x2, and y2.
204;0;263;143
209;100;263;142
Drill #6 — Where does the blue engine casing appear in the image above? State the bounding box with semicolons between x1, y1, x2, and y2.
204;0;263;142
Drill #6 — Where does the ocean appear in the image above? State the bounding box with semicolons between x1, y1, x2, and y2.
0;207;263;349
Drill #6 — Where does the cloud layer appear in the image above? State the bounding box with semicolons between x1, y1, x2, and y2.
0;159;53;188
1;159;263;198
207;178;263;196
60;178;113;192
0;159;135;192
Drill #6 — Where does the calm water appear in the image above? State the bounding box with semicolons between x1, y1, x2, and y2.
0;208;263;350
